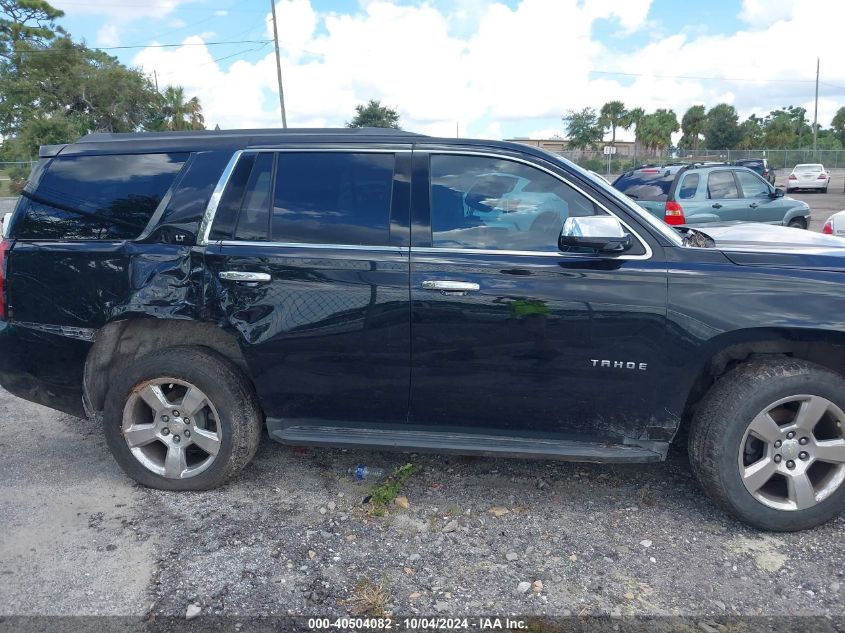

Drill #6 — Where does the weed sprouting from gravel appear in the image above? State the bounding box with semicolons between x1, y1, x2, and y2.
368;463;420;514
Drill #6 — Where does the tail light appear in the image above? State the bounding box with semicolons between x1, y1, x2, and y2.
0;239;8;320
823;219;833;234
818;173;827;180
789;174;797;180
763;169;769;176
664;200;685;225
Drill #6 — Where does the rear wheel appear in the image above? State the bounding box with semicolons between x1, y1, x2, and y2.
103;346;263;490
787;218;807;229
689;357;845;531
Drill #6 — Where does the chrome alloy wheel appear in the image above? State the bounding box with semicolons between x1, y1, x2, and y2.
121;378;222;479
739;394;845;511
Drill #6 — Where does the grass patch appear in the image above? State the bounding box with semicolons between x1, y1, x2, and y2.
347;578;391;616
368;463;420;515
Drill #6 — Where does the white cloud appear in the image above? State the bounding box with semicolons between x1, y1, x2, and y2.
52;0;201;21
96;23;120;47
738;0;795;26
132;0;845;137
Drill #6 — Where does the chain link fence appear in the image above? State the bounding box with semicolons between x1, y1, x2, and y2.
0;161;39;198
553;148;845;178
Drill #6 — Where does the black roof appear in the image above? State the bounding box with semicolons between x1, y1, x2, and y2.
42;127;559;162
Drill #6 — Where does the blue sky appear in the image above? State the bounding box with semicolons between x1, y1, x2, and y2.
48;0;845;139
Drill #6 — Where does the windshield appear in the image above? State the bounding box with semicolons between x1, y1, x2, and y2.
542;151;683;246
795;164;823;172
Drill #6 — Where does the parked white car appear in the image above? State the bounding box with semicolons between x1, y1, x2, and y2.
822;209;845;236
787;163;830;193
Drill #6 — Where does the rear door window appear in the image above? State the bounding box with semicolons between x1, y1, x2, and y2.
612;170;675;202
14;153;188;240
707;171;739;199
234;153;274;241
271;152;394;246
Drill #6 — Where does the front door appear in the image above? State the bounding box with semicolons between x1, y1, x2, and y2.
408;151;668;442
203;148;412;426
735;169;784;223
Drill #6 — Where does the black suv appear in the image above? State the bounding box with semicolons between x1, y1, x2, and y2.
735;158;776;185
3;128;845;531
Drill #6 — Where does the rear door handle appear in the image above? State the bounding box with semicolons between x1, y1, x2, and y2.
219;271;272;283
712;203;723;209
422;280;480;294
749;203;758;208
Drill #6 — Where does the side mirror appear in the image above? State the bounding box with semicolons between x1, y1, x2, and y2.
771;187;785;198
559;216;633;254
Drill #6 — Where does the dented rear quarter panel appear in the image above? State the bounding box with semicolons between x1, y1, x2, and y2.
1;241;204;416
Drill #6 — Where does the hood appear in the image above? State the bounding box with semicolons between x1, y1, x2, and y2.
690;223;845;271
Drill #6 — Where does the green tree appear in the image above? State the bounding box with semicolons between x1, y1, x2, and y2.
737;115;764;149
636;109;678;155
622;107;645;160
347;99;400;129
562;107;603;150
763;112;796;148
0;0;64;59
598;100;627;145
832;106;845;146
679;105;707;150
704;103;741;149
160;86;205;131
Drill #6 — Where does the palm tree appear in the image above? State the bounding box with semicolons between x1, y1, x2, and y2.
599;100;628;145
680;105;707;150
187;96;204;130
161;86;205;131
623;107;645;161
162;86;187;130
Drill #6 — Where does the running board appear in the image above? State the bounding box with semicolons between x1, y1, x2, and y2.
268;423;665;463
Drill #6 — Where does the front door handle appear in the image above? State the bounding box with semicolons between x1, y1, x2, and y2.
219;271;272;283
712;203;723;209
422;280;480;295
749;203;758;208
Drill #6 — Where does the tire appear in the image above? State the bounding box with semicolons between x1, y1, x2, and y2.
103;346;263;490
787;218;807;230
689;357;845;531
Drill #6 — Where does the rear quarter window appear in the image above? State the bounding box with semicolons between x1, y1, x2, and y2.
612;171;674;202
13;153;188;240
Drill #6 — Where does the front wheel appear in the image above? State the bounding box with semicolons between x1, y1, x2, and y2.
787;218;807;229
103;346;263;490
689;358;845;531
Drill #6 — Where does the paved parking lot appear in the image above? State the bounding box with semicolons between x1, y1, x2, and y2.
772;168;845;232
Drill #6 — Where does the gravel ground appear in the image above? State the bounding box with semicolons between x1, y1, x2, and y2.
1;387;844;628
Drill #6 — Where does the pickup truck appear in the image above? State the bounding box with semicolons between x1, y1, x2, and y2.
2;128;845;532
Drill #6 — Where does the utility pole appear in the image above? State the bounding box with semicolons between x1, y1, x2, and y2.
153;70;158;92
812;57;819;154
270;0;288;128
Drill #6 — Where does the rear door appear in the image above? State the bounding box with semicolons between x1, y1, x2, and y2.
703;169;746;222
735;169;783;223
408;149;668;442
203;148;412;426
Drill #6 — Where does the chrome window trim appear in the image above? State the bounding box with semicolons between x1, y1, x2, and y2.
197;149;243;246
218;240;406;254
425;149;653;261
197;148;407;247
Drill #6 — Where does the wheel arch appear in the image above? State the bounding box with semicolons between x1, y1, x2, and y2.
83;318;250;415
673;327;845;445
